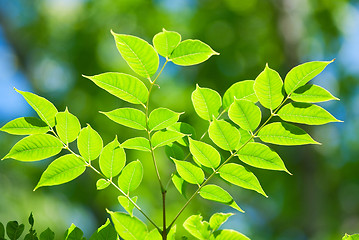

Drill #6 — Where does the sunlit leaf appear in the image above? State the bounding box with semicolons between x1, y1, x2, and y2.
167;225;176;240
258;122;319;145
0;117;49;135
278;102;342;125
219;163;267;197
77;125;103;161
228;99;261;131
153;29;181;58
290;84;339;103
172;173;186;195
189;138;220;168
343;234;359;240
2;134;62;161
151;130;186;149
34;154;86;190
209;213;233;231
99;136;126;178
83;73;148;105
118;196;138;217
214;229;250;240
144;229;161;240
55;108;81;144
65;224;84;240
111;31;159;78
165;143;185;160
223;80;258;110
89;219;117;240
96;179;110;190
170;39;219;66
15;88;58;127
192;85;222;121
121;137;151;152
208;119;240;151
101;108;146;130
237;128;253;147
148;108;182;131
183;215;211;240
118;160;143;194
173;159;204;185
167;122;196;146
253;64;284;110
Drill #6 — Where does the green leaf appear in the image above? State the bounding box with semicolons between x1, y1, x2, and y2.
77;125;103;161
191;85;222;121
118;196;138;217
89;219;117;240
172;173;186;195
214;229;250;240
237;142;290;174
284;60;334;95
121;137;151;152
183;215;211;240
144;229;161;240
83;73;148;105
189;138;220;169
253;64;285;110
148;108;182;131
3;134;63;161
65;224;84;240
208;119;240;151
237;128;253;146
219;163;267;197
34;154;86;190
151;130;186;149
173;159;204;185
290;84;339;103
170;39;219;66
6;221;24;240
111;31;159;78
209;213;233;231
228;99;261;131
167;225;176;240
343;234;359;240
15;89;58;127
167;122;196;146
55;108;81;144
99;136;126;178
223;80;258;110
96;179;110;190
153;29;181;58
0;222;4;239
118;160;143;194
165;143;185;160
258;122;319;145
277;102;342;125
199;185;244;212
0;117;49;135
107;211;148;240
39;228;55;240
101;108;146;130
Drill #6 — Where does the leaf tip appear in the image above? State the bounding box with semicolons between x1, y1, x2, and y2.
286;169;293;175
105;208;113;215
110;29;117;36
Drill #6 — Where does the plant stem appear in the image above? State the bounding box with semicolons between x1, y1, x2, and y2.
162;190;167;240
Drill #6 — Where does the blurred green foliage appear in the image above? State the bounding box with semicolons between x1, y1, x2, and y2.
0;0;358;239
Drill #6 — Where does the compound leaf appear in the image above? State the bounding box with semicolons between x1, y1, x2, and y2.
170;39;219;66
0;117;49;135
290;84;339;103
99;136;126;178
208;119;240;151
3;134;62;161
189;138;220;169
34;154;86;190
183;215;211;240
55;108;81;144
214;229;250;240
174;159;204;185
153;29;181;58
101;108;146;131
151;130;186;149
148;108;182;131
111;31;159;78
167;122;196;146
121;137;151;152
77;125;103;161
228;99;261;131
118;196;138;217
89;219;117;240
192;85;222;121
258;122;319;145
223;80;257;110
209;213;233;231
118;160;143;194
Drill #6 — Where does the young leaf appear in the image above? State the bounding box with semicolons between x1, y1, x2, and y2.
34;154;86;190
107;210;148;240
228;99;261;131
167;122;196;146
151;130;186;149
96;179;110;190
144;229;161;240
111;31;159;78
64;224;84;240
237;142;290;174
77;125;103;161
39;228;55;240
2;134;63;161
89;219;117;240
191;85;222;121
208;119;240;151
165;143;185;160
83;73;148;105
55;108;81;144
209;213;233;231
223;80;258;110
170;39;219;66
173;159;204;185
189;138;220;169
277;102;342;125
219;163;267;197
199;185;244;212
153;29;181;58
15;89;58;127
172;173;186;195
99;137;126;178
121;137;151;152
290;84;339;103
258;122;319;145
118;160;143;194
214;229;250;240
6;221;24;240
118;196;138;217
101;108;146;130
0;117;49;135
284;60;334;95
253;64;284;110
183;215;211;240
148;108;182;131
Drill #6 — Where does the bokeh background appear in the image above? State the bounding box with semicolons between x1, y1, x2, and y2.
0;0;358;239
